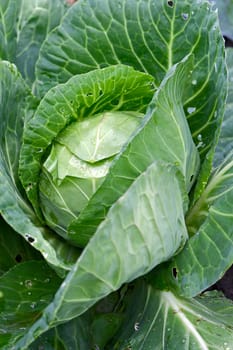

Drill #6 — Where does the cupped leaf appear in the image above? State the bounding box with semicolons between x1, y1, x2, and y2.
110;281;233;350
152;151;233;298
0;261;61;349
16;0;68;85
13;159;188;349
0;61;80;273
35;0;226;163
39;111;144;240
56;111;143;163
19;64;155;221
68;55;199;246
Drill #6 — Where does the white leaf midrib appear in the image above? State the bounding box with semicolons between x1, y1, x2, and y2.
161;291;209;350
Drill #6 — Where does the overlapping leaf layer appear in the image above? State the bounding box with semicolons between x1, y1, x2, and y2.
0;0;232;349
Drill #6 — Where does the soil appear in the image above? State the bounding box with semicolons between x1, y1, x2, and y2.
210;265;233;300
225;36;233;48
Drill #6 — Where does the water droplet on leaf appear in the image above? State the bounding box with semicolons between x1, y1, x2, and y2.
187;107;196;114
182;13;189;20
30;302;37;309
25;280;33;288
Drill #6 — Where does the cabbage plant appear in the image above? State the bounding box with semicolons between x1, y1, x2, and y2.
0;0;233;349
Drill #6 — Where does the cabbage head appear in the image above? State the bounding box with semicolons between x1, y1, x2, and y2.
1;1;233;349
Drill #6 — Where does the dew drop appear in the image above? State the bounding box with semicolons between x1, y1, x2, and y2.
167;0;174;7
197;142;205;149
181;13;189;20
197;134;202;141
187;107;196;114
192;79;197;85
25;280;33;288
134;322;140;331
61;281;67;288
26;183;33;192
30;302;37;309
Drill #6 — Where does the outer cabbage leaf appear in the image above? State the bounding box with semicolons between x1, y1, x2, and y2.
29;294;123;350
152;151;233;298
34;0;226;163
0;261;61;348
28;313;93;350
193;47;233;210
16;0;67;85
110;281;233;350
215;48;233;166
13;160;188;349
0;216;41;276
0;61;80;273
0;0;20;61
151;47;233;298
0;0;67;84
